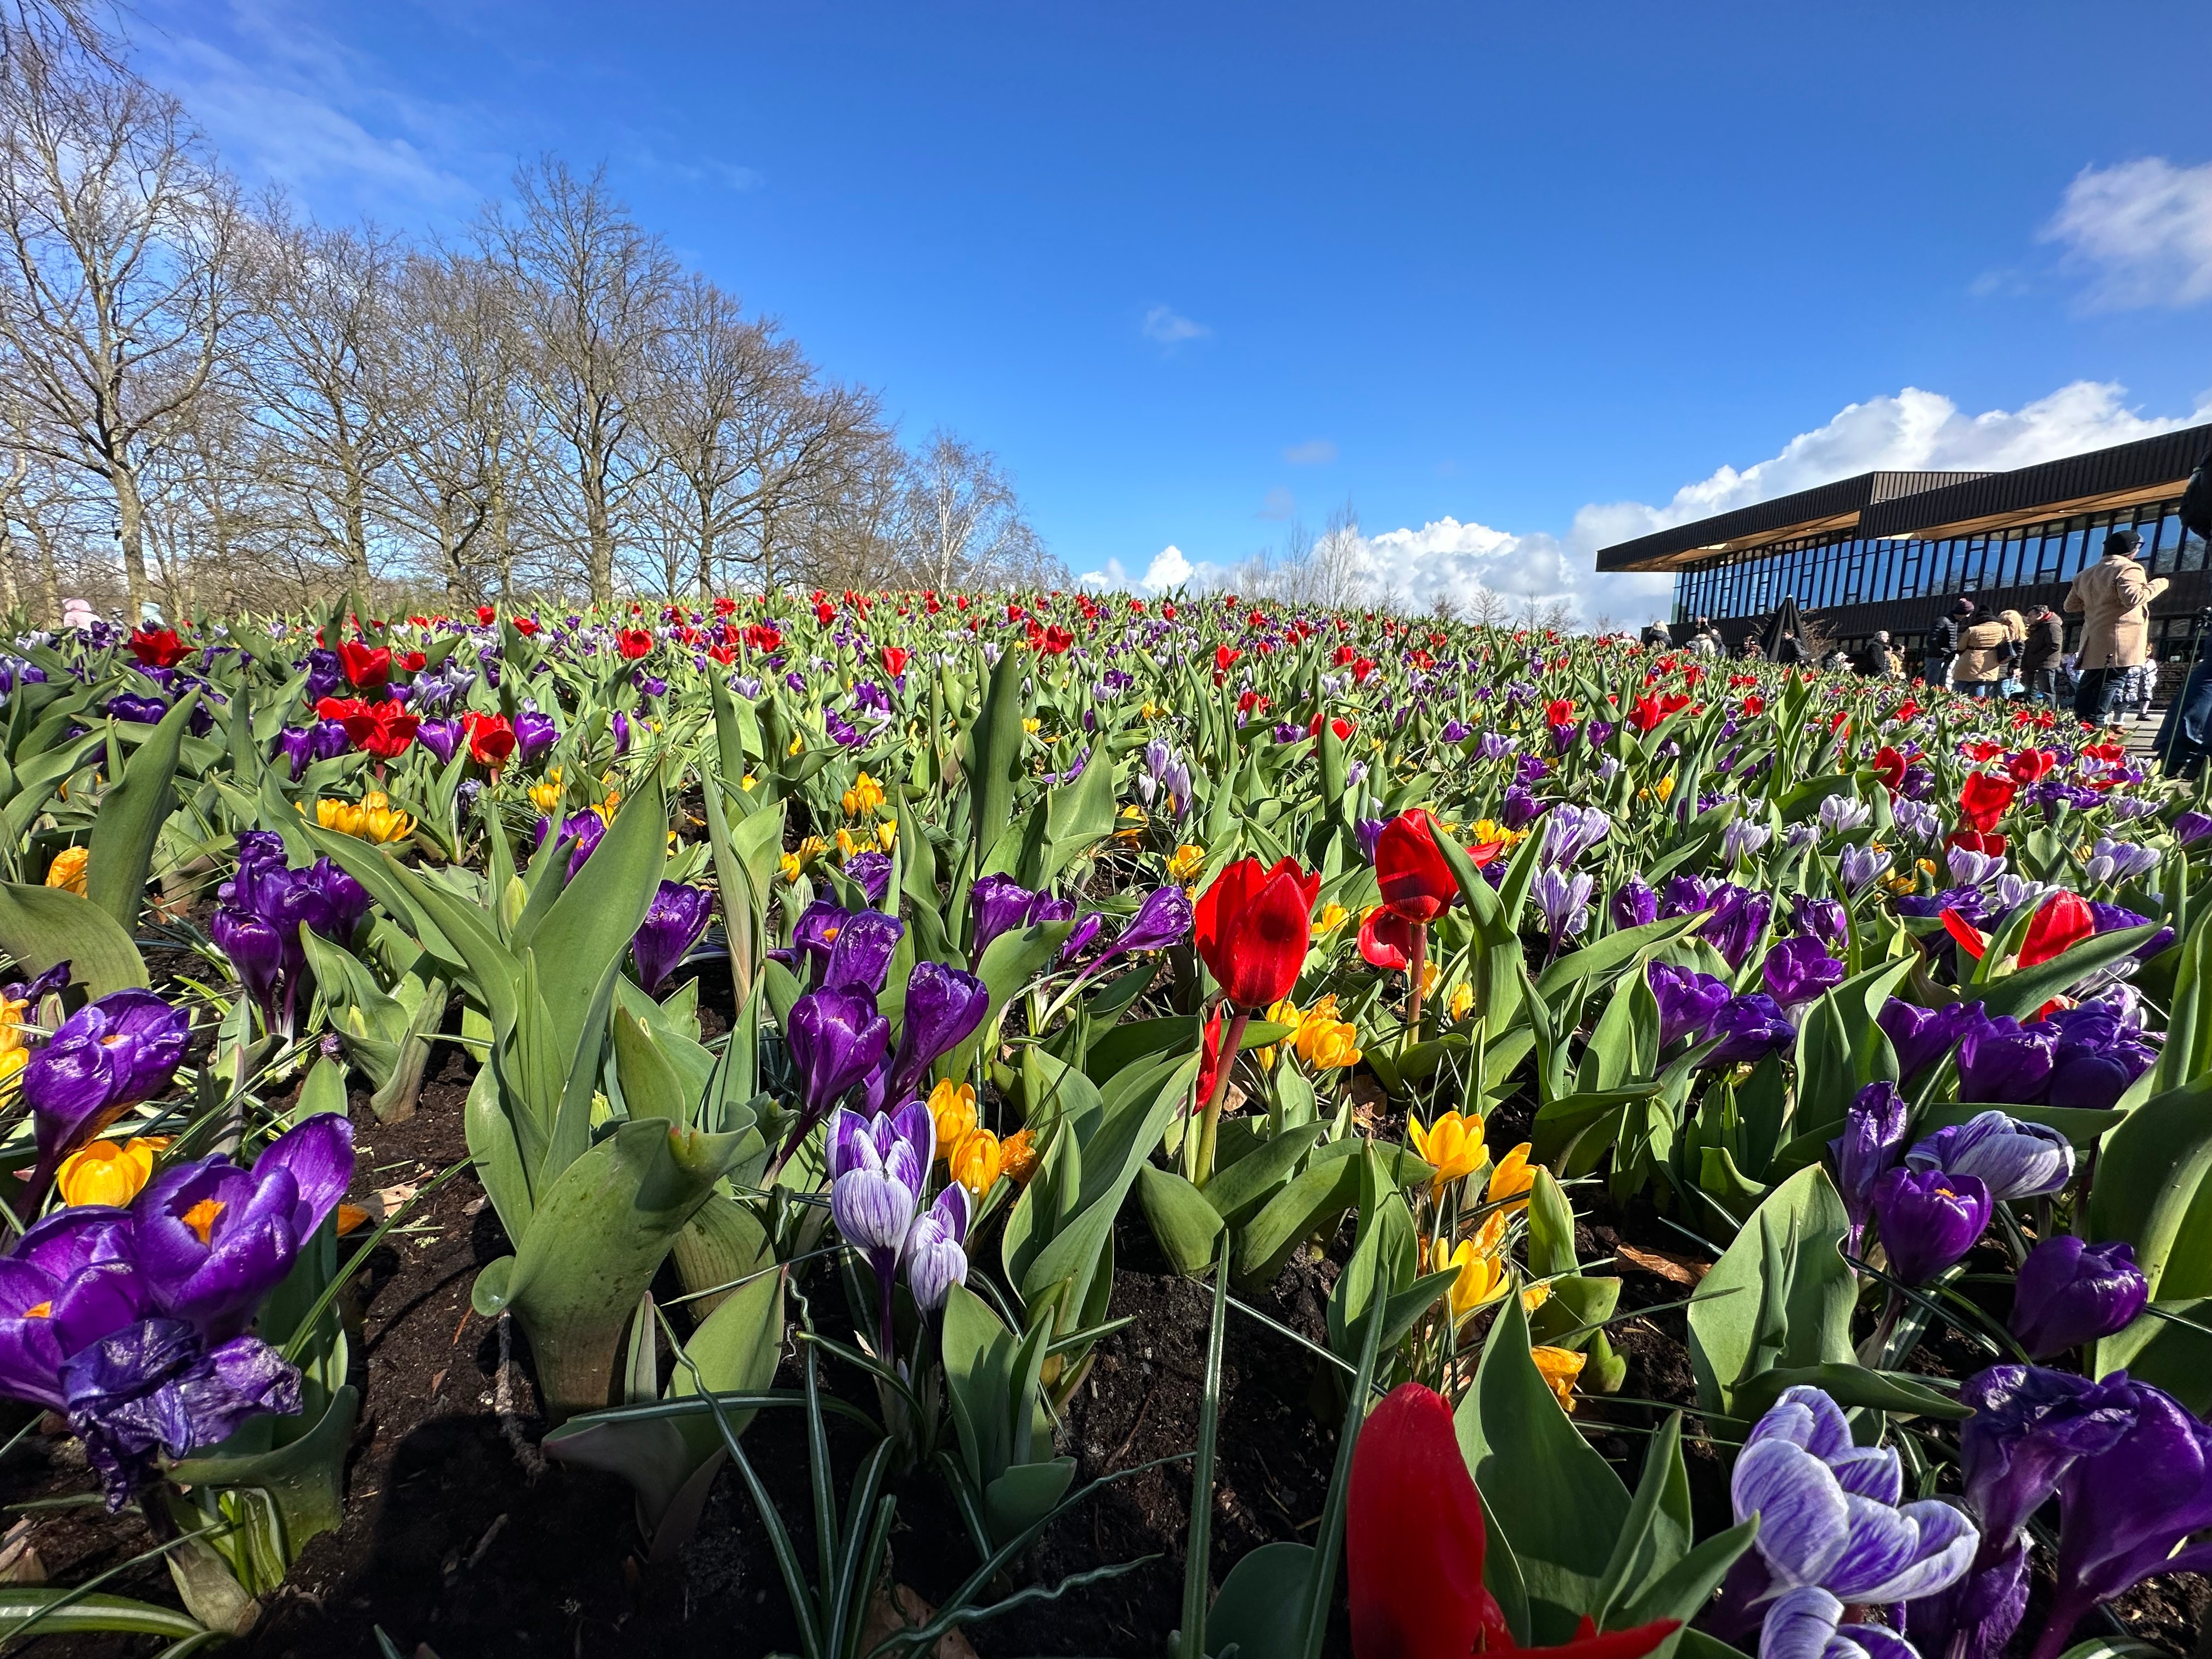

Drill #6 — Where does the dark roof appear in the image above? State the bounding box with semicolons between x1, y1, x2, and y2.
1593;470;1989;572
1858;421;2212;539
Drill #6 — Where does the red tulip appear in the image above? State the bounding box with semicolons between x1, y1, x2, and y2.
1194;856;1318;1011
2006;748;2056;784
1945;829;2007;857
337;701;417;759
2020;891;2094;968
1359;906;1415;969
476;605;496;626
464;711;516;769
881;646;910;676
617;628;654;659
127;627;188;669
1958;772;2016;833
1375;810;1458;923
1348;1382;1679;1659
514;617;540;637
1871;746;1908;792
337;641;391;689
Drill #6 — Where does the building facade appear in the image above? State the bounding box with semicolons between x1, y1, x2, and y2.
1595;424;2212;674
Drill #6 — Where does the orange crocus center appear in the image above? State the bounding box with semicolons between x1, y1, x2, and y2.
182;1198;225;1243
22;1301;49;1318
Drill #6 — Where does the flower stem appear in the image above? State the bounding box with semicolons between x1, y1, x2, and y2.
1405;922;1428;1045
1192;1007;1250;1190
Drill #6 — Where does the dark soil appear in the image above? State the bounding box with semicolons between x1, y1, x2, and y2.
5;1028;2205;1657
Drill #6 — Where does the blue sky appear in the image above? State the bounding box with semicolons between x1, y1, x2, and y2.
138;0;2212;619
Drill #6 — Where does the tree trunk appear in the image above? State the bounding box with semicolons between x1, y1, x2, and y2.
113;464;150;620
584;473;614;605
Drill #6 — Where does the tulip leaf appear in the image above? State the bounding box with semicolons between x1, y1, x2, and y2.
1137;1164;1223;1277
470;1117;746;1422
530;769;668;1066
1976;923;2162;1019
2154;904;2212;1094
1233;1147;1362;1285
85;690;197;929
1205;1539;1316;1658
940;917;1078;1084
167;1383;359;1554
1204;1121;1325;1226
1536;915;1699;1000
0;880;148;996
2089;1073;2212;1301
1724;1363;1969;1425
965;642;1030;886
1686;1164;1855;1419
2094;1299;2212;1415
0;1590;210;1640
1590;1412;1694;1632
1456;1293;1630;1642
613;1007;690;1126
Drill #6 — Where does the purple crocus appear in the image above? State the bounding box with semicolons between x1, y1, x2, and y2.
969;873;1037;958
1705;993;1796;1068
2043;1001;2158;1110
131;1114;354;1340
904;1185;970;1312
1955;1014;2055;1107
1610;879;1658;929
1838;842;1893;895
1355;818;1387;863
1531;867;1593;945
22;991;191;1198
1870;1166;1992;1285
1731;1384;1977;1603
823;909;904;996
783;986;891;1131
2037;1376;2212;1659
1829;1081;1910;1251
1762;936;1843;1011
1704;886;1773;970
61;1318;300;1508
827;1102;932;1350
632;882;714;994
1085;885;1193;977
0;1209;143;1410
1903;1364;2134;1659
842;850;893;906
1539;804;1611;868
1905;1111;2072;1201
2009;1237;2147;1359
883;961;990;1102
414;716;465;765
514;709;558;764
2172;810;2212;846
1791;896;1848;954
1649;961;1731;1048
534;810;608;880
611;709;632;757
1878;999;1978;1086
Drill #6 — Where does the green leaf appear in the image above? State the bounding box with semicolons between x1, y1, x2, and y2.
470;1118;746;1422
1977;924;2164;1019
2094;1299;2212;1416
1234;1150;1362;1285
2089;1074;2212;1300
1724;1363;1970;1424
1537;916;1700;999
529;770;668;1074
1685;1164;1855;1419
86;691;198;929
0;881;148;996
1138;1164;1224;1277
1455;1294;1629;1640
1205;1541;1315;1658
0;1590;208;1641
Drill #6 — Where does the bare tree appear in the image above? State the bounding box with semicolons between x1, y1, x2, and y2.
482;159;674;605
1309;498;1367;611
0;46;247;616
241;210;413;588
895;428;1049;592
1468;584;1508;629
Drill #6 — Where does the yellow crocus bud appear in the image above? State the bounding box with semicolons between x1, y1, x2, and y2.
1436;1236;1505;1321
1021;717;1041;735
835;827;858;859
56;1136;170;1207
876;819;898;850
1265;997;1302;1029
1486;1143;1537;1210
528;780;563;814
928;1079;977;1153
1408;1110;1487;1195
779;853;802;883
1314;902;1350;936
1306;1021;1362;1070
1166;844;1205;881
1530;1346;1587;1412
949;1128;1003;1197
43;845;88;895
741;773;758;792
1447;982;1475;1022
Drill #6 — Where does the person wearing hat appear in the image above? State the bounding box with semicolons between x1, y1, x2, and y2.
2064;528;2166;724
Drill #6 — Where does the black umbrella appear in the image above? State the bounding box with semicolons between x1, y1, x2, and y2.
1760;595;1809;663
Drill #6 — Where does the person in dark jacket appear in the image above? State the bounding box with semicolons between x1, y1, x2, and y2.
1923;597;1972;687
1774;631;1805;665
2018;603;2065;703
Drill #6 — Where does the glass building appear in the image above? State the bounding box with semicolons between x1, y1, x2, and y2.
1594;424;2212;671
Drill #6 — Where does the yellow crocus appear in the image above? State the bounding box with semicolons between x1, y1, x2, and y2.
949;1128;1003;1197
929;1079;978;1153
1651;775;1676;804
1408;1110;1487;1195
788;733;804;756
842;772;885;817
1419;960;1441;998
835;827;859;859
56;1136;170;1207
1314;901;1350;936
741;773;758;792
1000;1127;1040;1185
359;792;414;845
1266;997;1302;1029
1303;1020;1361;1070
1119;804;1146;821
779;853;803;883
0;995;27;1058
1487;1143;1536;1210
0;1046;25;1103
528;769;565;814
1447;982;1475;1022
1437;1237;1506;1320
875;819;898;851
1139;701;1161;719
1021;717;1041;735
44;846;88;894
1531;1346;1587;1412
1166;844;1205;881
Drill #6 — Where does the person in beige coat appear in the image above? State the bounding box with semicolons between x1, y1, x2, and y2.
1951;606;2014;698
2066;528;2166;723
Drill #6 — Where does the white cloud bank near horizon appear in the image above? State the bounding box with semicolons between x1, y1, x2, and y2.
1082;379;2212;627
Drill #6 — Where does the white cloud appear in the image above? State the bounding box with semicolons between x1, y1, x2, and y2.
1142;305;1210;346
2042;157;2212;309
1257;487;1295;521
1079;544;1194;593
1282;438;1337;466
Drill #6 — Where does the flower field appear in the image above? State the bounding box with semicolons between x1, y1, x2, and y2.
0;590;2206;1658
